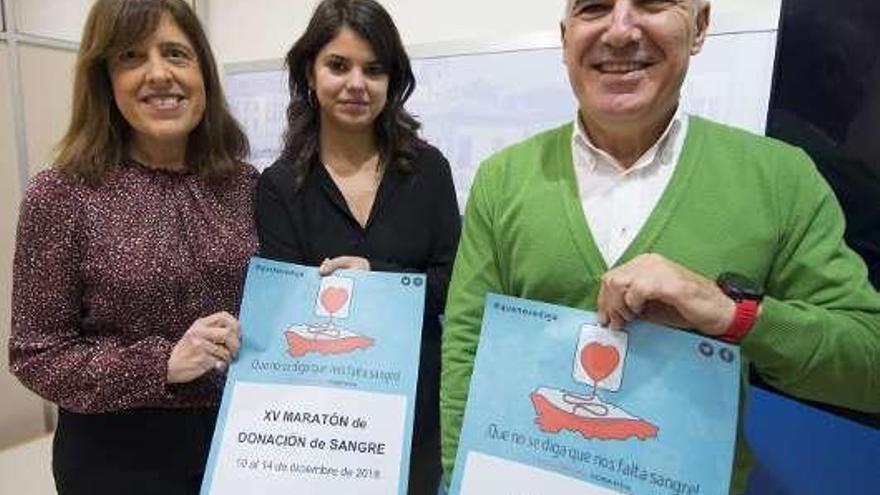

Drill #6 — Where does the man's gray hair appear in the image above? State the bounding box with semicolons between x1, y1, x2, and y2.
563;0;706;18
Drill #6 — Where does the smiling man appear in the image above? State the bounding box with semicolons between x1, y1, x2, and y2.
440;1;880;493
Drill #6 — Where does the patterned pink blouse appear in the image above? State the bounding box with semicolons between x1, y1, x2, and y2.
10;164;258;413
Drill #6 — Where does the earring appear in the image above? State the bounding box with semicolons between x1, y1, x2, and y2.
307;88;318;108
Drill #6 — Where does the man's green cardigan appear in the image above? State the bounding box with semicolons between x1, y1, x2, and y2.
441;117;880;493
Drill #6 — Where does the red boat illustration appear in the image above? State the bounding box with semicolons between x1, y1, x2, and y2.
284;324;374;357
530;387;658;441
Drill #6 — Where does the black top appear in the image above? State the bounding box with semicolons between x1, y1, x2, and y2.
255;143;461;449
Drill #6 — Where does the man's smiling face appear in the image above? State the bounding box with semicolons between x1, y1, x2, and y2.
562;0;709;129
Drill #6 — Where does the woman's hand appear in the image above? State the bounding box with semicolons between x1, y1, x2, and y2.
318;256;371;275
166;311;241;384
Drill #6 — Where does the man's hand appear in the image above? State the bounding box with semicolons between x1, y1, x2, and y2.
167;311;241;384
318;256;371;275
597;253;735;335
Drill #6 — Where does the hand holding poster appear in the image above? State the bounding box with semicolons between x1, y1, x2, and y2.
449;294;741;495
201;257;425;495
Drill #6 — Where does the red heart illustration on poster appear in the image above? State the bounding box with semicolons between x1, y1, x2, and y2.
580;342;620;383
320;287;349;315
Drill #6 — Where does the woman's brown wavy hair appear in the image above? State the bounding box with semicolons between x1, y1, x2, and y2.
55;0;248;185
280;0;422;188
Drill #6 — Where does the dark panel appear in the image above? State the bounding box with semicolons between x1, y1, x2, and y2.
767;0;880;287
764;0;880;429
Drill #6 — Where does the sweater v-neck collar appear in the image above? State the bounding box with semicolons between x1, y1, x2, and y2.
554;118;706;277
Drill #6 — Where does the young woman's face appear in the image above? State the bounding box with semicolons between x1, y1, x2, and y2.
309;27;390;134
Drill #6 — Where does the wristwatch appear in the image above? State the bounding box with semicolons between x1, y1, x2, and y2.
716;272;764;343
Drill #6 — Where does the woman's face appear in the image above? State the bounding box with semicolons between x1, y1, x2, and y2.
309;26;390;134
108;13;206;156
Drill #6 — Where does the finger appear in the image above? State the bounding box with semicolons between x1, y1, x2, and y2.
211;325;240;357
605;286;643;330
623;285;647;316
208;317;241;355
189;324;229;343
227;319;241;353
202;311;236;328
603;278;635;328
596;284;610;327
608;300;634;330
607;309;628;331
318;257;337;276
191;328;233;358
328;256;353;271
200;338;232;363
597;296;629;330
616;298;637;322
225;329;241;358
339;256;369;271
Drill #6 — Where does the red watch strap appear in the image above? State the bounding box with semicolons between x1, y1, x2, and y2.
720;299;759;343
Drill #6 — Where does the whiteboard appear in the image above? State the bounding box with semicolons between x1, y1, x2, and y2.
223;30;778;209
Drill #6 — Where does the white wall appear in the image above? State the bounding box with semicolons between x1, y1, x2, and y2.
0;41;48;452
206;0;781;65
14;0;195;41
19;44;76;174
0;0;84;452
15;0;93;41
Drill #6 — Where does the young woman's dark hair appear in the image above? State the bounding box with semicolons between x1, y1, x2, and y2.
281;0;421;186
55;0;248;185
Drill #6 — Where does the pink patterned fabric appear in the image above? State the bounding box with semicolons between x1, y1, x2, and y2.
10;163;257;413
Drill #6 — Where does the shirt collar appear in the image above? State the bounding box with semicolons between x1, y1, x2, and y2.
572;107;686;176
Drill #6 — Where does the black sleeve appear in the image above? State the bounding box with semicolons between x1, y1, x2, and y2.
421;147;462;321
367;148;460;319
255;164;303;262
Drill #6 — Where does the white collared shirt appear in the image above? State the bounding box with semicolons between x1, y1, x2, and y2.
571;110;689;266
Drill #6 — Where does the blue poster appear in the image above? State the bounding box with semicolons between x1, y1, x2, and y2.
201;257;425;495
449;294;741;495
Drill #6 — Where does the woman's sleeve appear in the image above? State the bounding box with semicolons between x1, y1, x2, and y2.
9;173;177;413
369;151;462;320
422;151;461;320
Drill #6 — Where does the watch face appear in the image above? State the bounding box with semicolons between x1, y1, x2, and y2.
717;272;764;301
